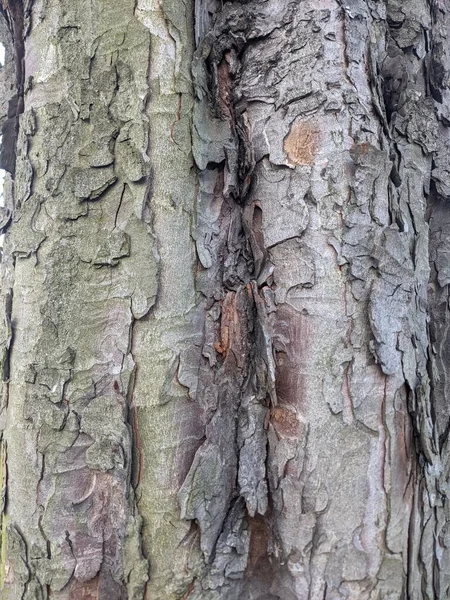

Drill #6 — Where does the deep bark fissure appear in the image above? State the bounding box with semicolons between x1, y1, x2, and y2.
0;1;25;180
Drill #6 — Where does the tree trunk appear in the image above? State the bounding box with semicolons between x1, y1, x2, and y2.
0;0;449;599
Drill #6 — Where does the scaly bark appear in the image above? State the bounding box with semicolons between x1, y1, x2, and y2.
0;1;154;597
145;0;450;598
0;1;450;599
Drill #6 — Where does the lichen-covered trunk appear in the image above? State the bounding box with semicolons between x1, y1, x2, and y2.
0;0;449;599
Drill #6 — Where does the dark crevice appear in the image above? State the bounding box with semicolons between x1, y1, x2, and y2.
182;1;288;594
0;1;25;177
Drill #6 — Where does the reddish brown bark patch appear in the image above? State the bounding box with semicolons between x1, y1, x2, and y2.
284;119;320;165
274;304;311;412
69;576;99;599
247;515;271;572
270;406;301;438
214;291;236;357
215;290;250;371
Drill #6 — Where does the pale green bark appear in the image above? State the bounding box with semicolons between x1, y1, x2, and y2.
0;0;155;597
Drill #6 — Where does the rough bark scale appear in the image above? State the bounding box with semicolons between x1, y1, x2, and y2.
0;0;154;597
0;0;449;599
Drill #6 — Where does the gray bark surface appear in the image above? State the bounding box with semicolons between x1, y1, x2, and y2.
0;0;448;599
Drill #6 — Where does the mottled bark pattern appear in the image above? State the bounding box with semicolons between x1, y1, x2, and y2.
0;0;449;599
175;0;450;598
0;1;154;597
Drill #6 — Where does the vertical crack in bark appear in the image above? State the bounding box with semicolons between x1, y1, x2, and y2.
374;0;450;597
178;3;280;597
0;0;24;177
180;1;328;597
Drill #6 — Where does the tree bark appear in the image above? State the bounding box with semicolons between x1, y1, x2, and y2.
0;0;449;599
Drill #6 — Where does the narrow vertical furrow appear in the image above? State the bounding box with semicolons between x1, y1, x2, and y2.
423;1;450;598
0;0;24;176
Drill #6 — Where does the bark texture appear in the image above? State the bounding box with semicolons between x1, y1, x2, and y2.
0;0;154;597
0;0;449;599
